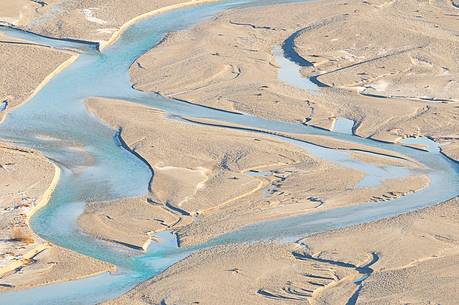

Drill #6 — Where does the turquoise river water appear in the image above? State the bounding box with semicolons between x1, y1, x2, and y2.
0;1;458;304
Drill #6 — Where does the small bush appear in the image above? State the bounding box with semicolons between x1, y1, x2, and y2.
11;228;35;244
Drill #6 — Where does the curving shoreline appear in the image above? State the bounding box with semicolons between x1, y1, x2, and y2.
0;149;113;290
16;54;79;112
99;0;221;51
25;163;61;226
0;53;79;125
0;150;60;279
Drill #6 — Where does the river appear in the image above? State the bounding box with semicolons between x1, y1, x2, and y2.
0;1;458;304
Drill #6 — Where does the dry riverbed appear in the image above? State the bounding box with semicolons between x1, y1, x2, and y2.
130;0;459;159
80;98;428;249
105;197;459;305
97;0;459;303
0;0;458;303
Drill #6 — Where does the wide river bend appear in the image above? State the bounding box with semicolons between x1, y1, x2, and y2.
0;1;458;304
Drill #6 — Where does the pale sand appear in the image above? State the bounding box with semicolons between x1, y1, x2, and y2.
99;0;221;50
105;242;359;305
22;1;209;43
440;140;459;162
0;245;114;292
292;0;459;150
0;143;55;278
85;98;317;214
79;197;180;251
0;1;204;122
0;0;456;300
80;98;428;249
300;197;459;305
129;0;459;159
177;172;428;247
295;1;459;102
0;39;72;122
1;1;218;48
182;116;422;167
0;143;113;291
104;197;459;305
0;0;59;26
90;1;459;303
